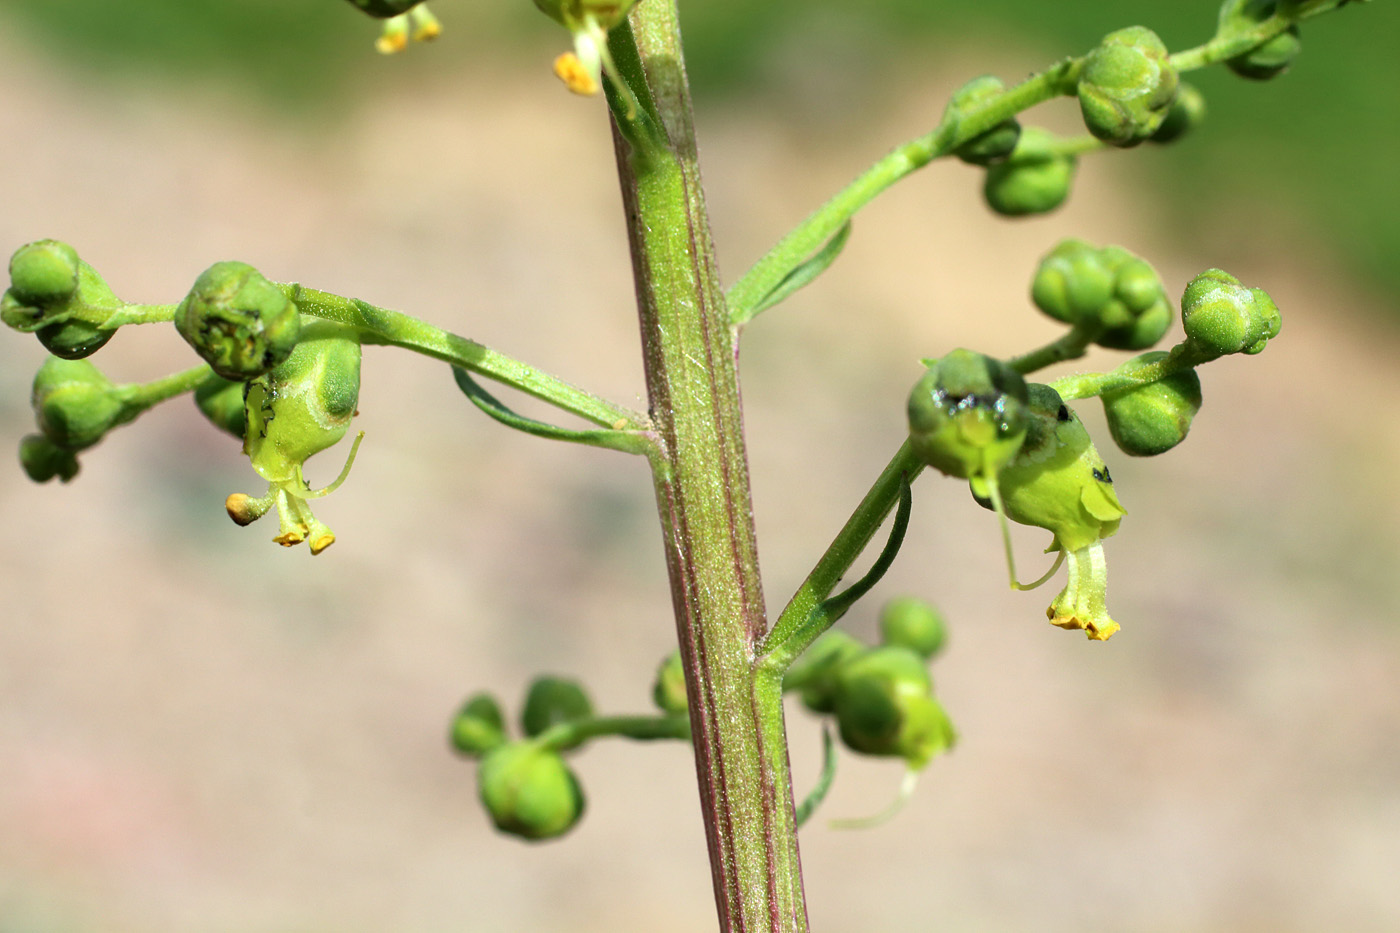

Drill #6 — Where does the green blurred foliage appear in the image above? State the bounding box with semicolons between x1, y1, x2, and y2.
2;0;1396;306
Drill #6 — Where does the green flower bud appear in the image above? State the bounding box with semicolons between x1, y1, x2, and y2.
944;75;1022;167
651;651;688;715
477;743;585;841
343;0;424;17
1180;269;1281;358
1219;0;1301;80
9;240;79;306
1150;82;1207;143
193;376;248;440
982;128;1076;217
1101;354;1203;456
521;676;594;745
31;357;125;451
450;693;508;757
175;262;301;382
878;597;947;659
1031;239;1116;325
3;241;123;360
981;384;1125;554
1095;250;1173;350
832;646;955;769
18;434;80;484
908;349;1029;499
1077;26;1179;147
784;630;865;714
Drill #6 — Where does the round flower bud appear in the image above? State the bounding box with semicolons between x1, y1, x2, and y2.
982;128;1076;217
908;349;1029;498
18;434;80;484
1077;26;1179;147
878;597;947;659
176;262;301;382
651;651;688;715
832;646;954;769
784;630;865;714
1101;354;1203;456
944;75;1022;167
1220;0;1301;80
9;240;80;307
477;743;585;841
1095;251;1173;350
31;357;125;451
193;376;248;440
450;693;508;757
3;241;122;360
1180;269;1281;358
1030;239;1116;325
1150;82;1207;143
520;676;593;745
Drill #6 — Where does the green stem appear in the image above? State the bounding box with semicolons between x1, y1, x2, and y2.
727;57;1083;325
1008;325;1096;375
116;364;216;410
535;712;691;751
615;1;808;929
1051;340;1212;399
1169;0;1353;73
287;285;646;430
759;441;926;671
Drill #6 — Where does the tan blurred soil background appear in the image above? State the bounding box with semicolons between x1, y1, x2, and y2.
2;15;1399;933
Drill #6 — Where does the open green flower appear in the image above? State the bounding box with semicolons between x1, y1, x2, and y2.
533;0;638;108
980;384;1126;639
224;333;363;555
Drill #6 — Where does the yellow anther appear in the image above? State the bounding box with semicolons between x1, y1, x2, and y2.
554;52;600;96
225;492;269;526
309;531;336;555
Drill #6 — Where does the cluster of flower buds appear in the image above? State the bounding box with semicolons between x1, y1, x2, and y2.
450;678;593;840
1031;239;1173;350
449;667;690;841
3;243;368;555
785;598;955;772
1077;26;1180;147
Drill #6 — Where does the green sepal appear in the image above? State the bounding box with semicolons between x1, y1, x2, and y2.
1077;26;1179;147
477;743;586;841
878;597;947;659
982;128;1076;217
520;676;594;748
450;693;509;757
1101;353;1203;456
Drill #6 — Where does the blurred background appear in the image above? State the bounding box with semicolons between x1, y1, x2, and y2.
1;1;1397;931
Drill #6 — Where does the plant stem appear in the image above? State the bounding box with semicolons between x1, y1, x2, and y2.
613;2;808;930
